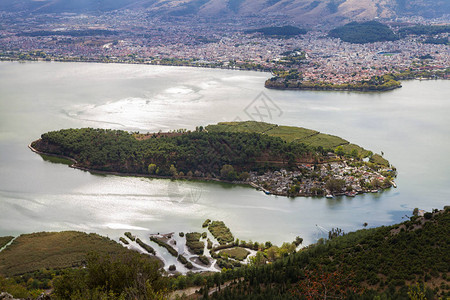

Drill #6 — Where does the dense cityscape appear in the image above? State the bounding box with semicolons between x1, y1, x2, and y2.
1;10;449;86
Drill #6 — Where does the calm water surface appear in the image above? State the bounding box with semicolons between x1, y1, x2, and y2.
0;62;449;258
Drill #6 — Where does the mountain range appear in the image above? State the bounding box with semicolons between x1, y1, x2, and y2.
1;0;449;25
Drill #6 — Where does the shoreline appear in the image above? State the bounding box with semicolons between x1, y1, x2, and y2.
3;59;447;94
28;141;250;185
29;141;395;199
0;57;272;73
265;83;403;92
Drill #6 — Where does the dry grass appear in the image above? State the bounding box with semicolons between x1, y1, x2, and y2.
0;231;131;276
0;236;14;249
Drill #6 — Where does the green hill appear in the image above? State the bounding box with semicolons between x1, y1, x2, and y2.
245;26;307;37
0;231;137;277
329;21;399;44
206;121;373;158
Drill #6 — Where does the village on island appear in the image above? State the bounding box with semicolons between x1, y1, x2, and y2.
247;159;396;198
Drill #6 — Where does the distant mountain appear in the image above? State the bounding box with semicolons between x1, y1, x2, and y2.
1;0;449;25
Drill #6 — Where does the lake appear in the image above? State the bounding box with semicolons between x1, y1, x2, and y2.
0;61;449;268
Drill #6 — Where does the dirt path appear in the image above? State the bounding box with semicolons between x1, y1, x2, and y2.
169;279;237;299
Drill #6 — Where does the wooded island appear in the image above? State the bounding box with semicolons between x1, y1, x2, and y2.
30;121;396;197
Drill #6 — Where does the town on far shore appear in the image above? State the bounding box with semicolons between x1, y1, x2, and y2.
1;9;448;91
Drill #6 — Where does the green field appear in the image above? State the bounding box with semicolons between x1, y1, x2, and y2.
342;143;371;157
299;133;348;149
220;247;250;261
207;121;367;154
264;126;318;143
0;231;132;276
206;121;276;134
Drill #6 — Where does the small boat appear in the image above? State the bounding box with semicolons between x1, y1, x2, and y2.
371;189;379;193
326;194;334;198
346;192;356;197
265;191;271;195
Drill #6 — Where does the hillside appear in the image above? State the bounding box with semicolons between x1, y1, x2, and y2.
206;207;450;299
0;231;140;277
1;0;448;25
206;121;376;159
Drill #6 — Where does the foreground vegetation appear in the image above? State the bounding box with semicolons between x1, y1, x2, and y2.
0;231;133;277
1;208;448;299
0;232;163;299
53;251;167;300
0;236;13;249
203;208;450;299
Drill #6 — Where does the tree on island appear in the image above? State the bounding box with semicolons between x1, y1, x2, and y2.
220;164;237;181
335;146;345;156
148;163;157;174
326;178;345;193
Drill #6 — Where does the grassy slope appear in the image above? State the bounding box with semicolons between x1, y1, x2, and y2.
0;231;133;276
207;121;383;160
206;121;277;134
0;236;14;249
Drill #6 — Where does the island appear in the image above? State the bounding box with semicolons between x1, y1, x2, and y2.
265;73;402;92
30;121;396;198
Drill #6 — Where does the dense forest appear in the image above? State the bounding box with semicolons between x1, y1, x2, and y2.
328;21;398;44
245;26;307;37
31;127;316;178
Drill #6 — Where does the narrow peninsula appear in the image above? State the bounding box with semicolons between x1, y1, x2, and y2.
30;121;396;197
